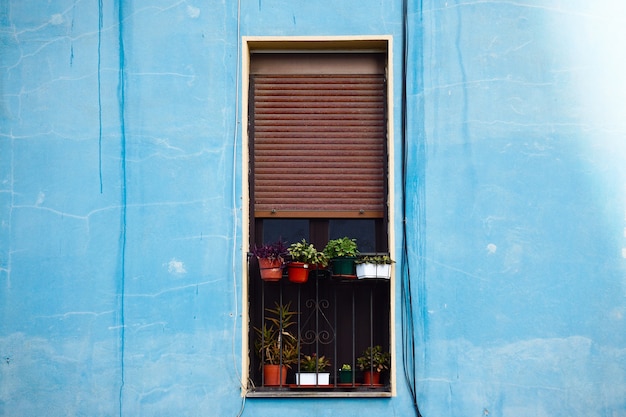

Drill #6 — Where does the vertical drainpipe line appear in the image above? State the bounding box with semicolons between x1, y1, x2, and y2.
401;0;424;416
400;0;413;404
116;1;127;415
98;0;103;193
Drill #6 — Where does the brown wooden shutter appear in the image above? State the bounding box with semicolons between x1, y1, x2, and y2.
250;53;387;218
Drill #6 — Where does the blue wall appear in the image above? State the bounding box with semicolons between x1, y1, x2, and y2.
1;0;625;416
409;1;626;415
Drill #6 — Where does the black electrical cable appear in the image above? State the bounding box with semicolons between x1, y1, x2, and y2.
400;0;424;415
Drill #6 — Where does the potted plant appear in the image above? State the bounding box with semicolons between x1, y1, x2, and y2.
323;237;359;276
355;255;394;279
309;248;329;270
338;363;354;384
287;239;327;284
252;239;289;281
254;302;299;386
295;353;331;385
357;345;390;386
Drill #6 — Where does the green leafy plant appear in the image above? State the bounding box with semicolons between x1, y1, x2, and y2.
309;249;328;267
300;353;331;372
323;237;359;259
288;239;328;266
356;345;390;373
340;364;352;371
254;302;299;367
354;255;394;265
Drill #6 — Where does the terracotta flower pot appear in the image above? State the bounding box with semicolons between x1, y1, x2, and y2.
287;262;310;283
263;364;288;386
363;370;381;385
258;257;283;281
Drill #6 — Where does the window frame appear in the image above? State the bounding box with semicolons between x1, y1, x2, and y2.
241;36;396;398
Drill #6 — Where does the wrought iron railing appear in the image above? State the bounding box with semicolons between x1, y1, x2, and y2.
248;262;391;395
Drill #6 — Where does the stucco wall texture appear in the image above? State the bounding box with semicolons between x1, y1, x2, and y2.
1;1;625;416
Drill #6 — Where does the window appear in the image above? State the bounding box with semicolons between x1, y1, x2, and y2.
242;37;395;398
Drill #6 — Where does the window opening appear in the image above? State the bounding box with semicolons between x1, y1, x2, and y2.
245;39;393;398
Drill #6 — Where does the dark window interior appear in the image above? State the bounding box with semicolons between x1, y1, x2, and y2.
247;49;391;396
254;218;386;254
247;271;391;389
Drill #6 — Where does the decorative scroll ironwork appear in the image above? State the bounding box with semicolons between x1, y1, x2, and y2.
300;298;335;345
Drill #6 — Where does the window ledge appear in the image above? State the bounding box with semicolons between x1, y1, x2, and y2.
246;389;392;398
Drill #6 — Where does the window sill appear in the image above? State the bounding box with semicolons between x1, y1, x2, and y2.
246;387;392;398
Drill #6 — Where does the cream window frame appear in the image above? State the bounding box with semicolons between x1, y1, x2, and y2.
241;35;397;398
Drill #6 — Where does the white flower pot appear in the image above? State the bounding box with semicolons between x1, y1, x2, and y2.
295;372;330;385
356;263;391;279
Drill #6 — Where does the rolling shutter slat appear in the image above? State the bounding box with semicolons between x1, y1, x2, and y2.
252;73;386;217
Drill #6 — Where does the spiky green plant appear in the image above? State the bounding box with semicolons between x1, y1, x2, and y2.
254;302;299;367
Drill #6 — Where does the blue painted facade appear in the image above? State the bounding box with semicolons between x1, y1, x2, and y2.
1;1;625;416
